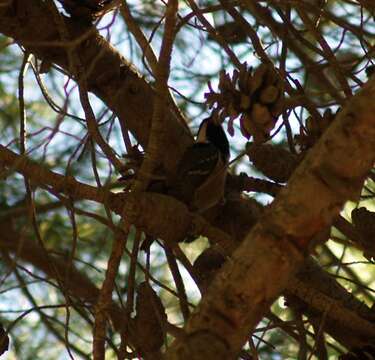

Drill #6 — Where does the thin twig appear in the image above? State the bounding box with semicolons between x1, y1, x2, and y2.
133;0;179;192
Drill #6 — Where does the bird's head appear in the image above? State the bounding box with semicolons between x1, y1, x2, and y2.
196;118;230;160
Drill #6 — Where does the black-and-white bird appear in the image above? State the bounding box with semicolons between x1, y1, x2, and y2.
168;117;230;212
140;118;230;251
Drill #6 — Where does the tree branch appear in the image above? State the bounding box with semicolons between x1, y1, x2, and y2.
0;0;191;174
165;77;375;358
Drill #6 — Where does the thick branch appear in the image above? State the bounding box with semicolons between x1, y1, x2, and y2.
0;0;191;173
2;143;375;352
0;144;233;251
288;259;375;348
165;78;375;358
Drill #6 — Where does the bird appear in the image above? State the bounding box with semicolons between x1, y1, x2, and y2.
140;117;230;251
168;117;230;212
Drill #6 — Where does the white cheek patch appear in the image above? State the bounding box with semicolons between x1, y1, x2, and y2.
196;121;208;143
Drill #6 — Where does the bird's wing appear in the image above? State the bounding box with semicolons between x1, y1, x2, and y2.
169;143;221;203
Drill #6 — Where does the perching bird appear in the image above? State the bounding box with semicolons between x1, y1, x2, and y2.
168;117;230;212
140;117;230;251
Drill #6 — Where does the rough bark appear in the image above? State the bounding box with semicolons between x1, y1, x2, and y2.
165;78;375;359
2;141;375;355
0;0;191;174
1;1;375;358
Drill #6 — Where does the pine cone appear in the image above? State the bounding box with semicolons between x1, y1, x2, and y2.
351;207;375;261
193;248;226;293
205;62;284;143
246;143;299;183
134;282;167;354
295;109;335;151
